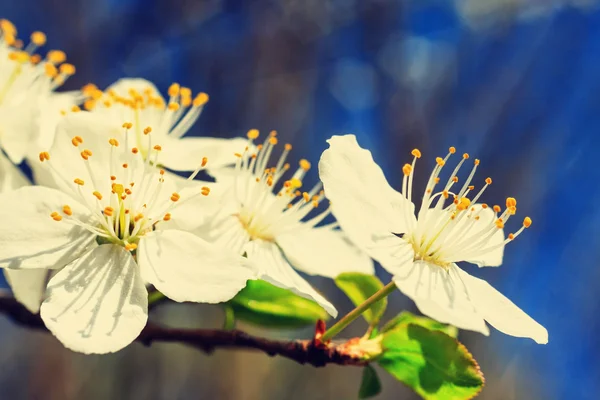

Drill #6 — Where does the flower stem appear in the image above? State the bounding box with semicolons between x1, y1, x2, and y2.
321;281;396;342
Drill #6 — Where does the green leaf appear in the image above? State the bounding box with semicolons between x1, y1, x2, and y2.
378;324;484;400
359;365;382;399
382;311;458;338
228;280;329;329
335;272;387;325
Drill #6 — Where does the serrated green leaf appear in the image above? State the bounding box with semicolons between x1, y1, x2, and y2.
228;280;329;329
378;324;484;400
359;365;382;399
382;311;458;338
335;272;387;325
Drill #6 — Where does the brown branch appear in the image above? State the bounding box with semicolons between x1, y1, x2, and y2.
0;297;366;367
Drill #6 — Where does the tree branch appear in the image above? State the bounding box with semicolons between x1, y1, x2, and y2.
0;297;366;367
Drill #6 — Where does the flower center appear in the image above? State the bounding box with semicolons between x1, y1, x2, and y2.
42;123;210;251
398;147;532;268
0;19;74;106
231;130;334;241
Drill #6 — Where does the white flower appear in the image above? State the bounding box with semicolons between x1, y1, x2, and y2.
78;78;248;172
0;19;79;164
196;130;374;317
0;149;51;313
319;134;548;344
0;114;257;353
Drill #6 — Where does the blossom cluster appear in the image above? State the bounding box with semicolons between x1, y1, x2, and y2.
0;19;547;354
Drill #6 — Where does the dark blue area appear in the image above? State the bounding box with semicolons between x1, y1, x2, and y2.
1;1;599;398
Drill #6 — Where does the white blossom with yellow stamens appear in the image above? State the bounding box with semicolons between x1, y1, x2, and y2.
78;78;248;172
319;134;547;343
0;19;80;164
0;113;257;354
194;130;374;317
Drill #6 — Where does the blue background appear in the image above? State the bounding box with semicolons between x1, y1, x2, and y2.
0;1;598;399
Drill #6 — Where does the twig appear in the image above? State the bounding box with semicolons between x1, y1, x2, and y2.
0;297;366;367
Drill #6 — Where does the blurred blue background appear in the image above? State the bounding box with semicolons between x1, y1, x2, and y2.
0;0;598;399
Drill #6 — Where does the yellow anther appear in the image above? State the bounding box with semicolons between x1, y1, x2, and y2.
436;157;445;166
411;149;422;158
59;63;76;75
474;159;480;166
485;177;492;185
0;19;17;35
193;92;209;107
302;192;310;202
134;214;144;222
463;153;469;159
180;87;191;98
163;213;172;221
468;185;474;190
30;54;41;64
132;147;139;154
112;184;124;196
201;157;208;167
481;203;488;209
44;62;58;78
93;191;102;200
168;83;180;97
523;217;532;228
457;197;471;211
103;207;114;216
434;177;440;184
80;151;89;160
442;190;449;199
171;192;181;202
201;186;210;196
234;152;242;158
269;130;277;137
266;176;274;186
508;233;515;240
108;138;119;147
284;143;292;151
38;151;50;162
452;176;459;183
168;102;180;111
246;129;259;140
125;188;132;195
495;219;504;229
299;159;311;171
493;205;501;213
449;147;456;154
508;206;517;215
71;136;83;146
62;205;72;216
122;122;132;129
74;178;84;186
9;51;29;63
312;200;319;208
71;105;81;113
289;178;302;188
402;163;412;176
50;212;62;222
143;126;152;135
122;163;128;169
153;145;162;151
47;50;66;64
30;31;46;46
506;197;517;208
83;99;96;111
269;136;278;145
125;243;138;251
159;169;165;175
110;175;116;181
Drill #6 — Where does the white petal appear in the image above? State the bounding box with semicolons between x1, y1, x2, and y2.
159;136;248;171
0;150;29;191
319;135;416;263
34;92;82;153
138;229;257;303
276;227;374;278
3;269;49;313
393;261;489;334
0;186;96;269
244;239;337;317
40;245;148;354
163;180;223;232
459;268;548;344
106;78;163;101
0;102;37;164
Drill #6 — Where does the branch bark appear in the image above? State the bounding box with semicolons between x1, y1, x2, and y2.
0;297;366;367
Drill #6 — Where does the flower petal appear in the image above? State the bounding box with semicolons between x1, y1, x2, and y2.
0;150;29;192
319;135;416;264
459;268;548;344
159;136;248;171
138;229;257;303
106;78;163;101
40;244;148;354
0;102;37;164
276;227;374;278
0;186;96;269
2;269;49;313
393;261;489;334
244;239;337;317
35;92;82;152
